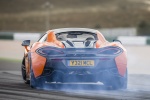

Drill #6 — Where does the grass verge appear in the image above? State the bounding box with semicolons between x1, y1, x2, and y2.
0;57;21;63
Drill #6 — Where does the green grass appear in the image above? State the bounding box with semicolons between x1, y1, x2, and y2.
0;57;21;63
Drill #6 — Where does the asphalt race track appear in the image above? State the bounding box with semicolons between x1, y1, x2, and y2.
0;70;150;100
0;40;150;100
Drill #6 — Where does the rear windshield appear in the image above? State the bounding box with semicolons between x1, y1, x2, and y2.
56;31;97;42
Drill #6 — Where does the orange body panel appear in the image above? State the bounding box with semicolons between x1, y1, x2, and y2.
95;31;127;76
96;31;107;43
95;40;101;48
24;46;30;56
30;31;64;78
95;32;109;48
115;52;127;76
109;43;127;76
96;31;126;51
109;42;126;51
31;43;46;78
46;31;64;48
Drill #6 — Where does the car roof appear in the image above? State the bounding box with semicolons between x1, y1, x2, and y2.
50;28;98;34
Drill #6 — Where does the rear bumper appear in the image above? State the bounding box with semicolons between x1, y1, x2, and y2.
31;66;127;89
36;66;124;83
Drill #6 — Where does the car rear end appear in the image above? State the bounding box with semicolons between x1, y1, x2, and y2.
34;46;127;88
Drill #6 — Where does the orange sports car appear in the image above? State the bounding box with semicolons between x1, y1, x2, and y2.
21;28;127;89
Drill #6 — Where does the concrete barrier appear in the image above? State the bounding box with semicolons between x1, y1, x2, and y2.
13;33;41;41
0;31;150;45
99;28;136;37
0;32;42;41
118;36;150;45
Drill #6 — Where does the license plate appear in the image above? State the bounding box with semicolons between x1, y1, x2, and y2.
69;60;94;66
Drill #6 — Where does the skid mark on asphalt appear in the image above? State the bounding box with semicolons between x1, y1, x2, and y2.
0;71;150;100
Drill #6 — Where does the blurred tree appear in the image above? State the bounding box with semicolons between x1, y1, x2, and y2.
94;24;101;29
137;21;150;36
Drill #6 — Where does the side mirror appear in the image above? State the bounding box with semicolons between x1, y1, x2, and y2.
113;39;122;44
22;40;30;46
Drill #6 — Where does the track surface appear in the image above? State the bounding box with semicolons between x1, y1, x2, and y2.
0;70;150;100
0;40;150;100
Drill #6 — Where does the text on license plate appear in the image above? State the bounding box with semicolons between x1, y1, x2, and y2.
69;60;94;66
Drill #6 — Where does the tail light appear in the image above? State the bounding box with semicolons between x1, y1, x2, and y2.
36;47;64;57
97;47;122;55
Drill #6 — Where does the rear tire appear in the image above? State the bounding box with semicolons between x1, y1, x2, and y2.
30;70;37;88
21;58;30;84
30;70;44;88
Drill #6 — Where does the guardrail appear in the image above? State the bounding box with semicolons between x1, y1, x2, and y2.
13;33;41;41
